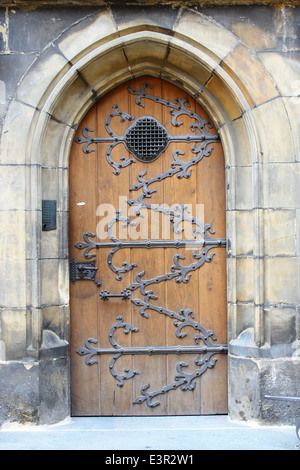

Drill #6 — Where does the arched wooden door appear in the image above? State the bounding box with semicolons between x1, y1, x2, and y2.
69;77;227;416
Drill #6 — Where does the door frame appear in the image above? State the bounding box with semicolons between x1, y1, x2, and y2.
11;11;272;424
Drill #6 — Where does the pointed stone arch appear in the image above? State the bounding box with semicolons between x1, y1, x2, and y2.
1;6;291;425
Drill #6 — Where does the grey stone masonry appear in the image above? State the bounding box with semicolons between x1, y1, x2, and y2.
0;1;299;427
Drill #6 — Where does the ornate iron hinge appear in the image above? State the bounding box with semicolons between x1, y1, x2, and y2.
75;83;220;173
77;315;228;408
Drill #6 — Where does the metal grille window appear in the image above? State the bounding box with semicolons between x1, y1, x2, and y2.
125;116;169;162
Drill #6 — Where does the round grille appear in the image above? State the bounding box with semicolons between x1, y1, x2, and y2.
125;116;169;162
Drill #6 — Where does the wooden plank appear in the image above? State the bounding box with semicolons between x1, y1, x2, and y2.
128;77;168;416
96;84;133;415
194;100;227;414
70;105;100;416
161;81;200;415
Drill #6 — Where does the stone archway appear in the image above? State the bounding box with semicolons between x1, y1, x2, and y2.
1;7;289;425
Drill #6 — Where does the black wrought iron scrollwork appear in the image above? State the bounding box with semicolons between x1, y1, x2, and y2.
77;315;140;387
74;82;227;408
77;314;227;404
75;83;220;175
128;83;217;139
74;229;227;407
75;228;225;284
75;82;222;281
134;353;219;408
75;105;136;175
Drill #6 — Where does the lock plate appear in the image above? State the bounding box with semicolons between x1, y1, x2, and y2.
69;258;101;286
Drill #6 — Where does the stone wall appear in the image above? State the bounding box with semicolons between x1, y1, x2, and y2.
0;1;299;426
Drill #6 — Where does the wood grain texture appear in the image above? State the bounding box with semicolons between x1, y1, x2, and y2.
69;77;227;416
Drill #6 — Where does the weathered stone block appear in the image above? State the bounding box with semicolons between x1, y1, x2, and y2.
41;219;60;260
267;163;300;209
0;101;37;165
265;257;299;304
42;305;69;341
201;4;277;50
234;303;256;339
111;4;179;36
260;358;300;425
16;46;70;108
236;257;255;302
233;166;254;210
258;51;300;98
0;165;26;211
0;210;26;259
228;354;260;421
219;116;252;166
41;259;69;306
8;7;96;53
282;96;300;160
41;119;74;168
264;209;296;256
0;53;36;102
166;43;213;86
297;209;300;255
0;259;27;308
79;47;129;92
0;309;26;360
56;9;117;61
233;210;255;256
124;37;168;69
0;8;7;52
231;22;277;50
0;355;69;427
229;353;300;425
252;98;295;163
49;75;90;126
42;167;60;200
38;356;69;425
268;306;297;347
206;74;242;121
174;8;238;60
0;361;39;425
223;45;279;106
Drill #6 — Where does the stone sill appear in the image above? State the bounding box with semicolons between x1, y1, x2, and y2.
39;330;68;360
230;328;299;359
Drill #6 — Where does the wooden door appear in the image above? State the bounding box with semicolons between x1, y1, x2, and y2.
69;77;227;416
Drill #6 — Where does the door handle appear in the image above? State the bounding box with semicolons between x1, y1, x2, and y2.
100;289;131;301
